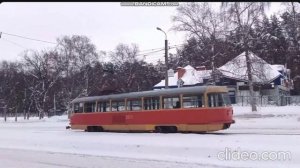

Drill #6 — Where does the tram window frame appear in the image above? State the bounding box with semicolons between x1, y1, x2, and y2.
162;96;180;109
128;98;142;111
208;93;228;107
143;97;160;110
97;101;109;112
79;103;84;113
221;93;231;106
111;100;126;112
84;102;96;113
74;103;80;113
182;94;204;108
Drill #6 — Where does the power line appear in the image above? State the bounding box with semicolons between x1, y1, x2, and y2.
0;30;186;54
134;46;183;63
136;45;182;58
138;46;165;53
136;41;224;65
136;49;165;57
137;43;186;55
137;49;164;56
0;31;57;45
0;31;189;63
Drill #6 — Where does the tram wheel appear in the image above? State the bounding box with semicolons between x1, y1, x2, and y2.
95;126;104;132
155;126;177;133
168;126;178;133
87;126;94;132
155;126;164;133
87;126;103;132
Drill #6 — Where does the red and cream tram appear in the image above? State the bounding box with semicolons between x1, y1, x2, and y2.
68;86;235;133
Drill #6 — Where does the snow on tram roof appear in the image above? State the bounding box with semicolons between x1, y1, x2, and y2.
71;86;227;103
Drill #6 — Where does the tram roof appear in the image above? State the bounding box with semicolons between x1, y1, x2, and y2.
71;86;227;103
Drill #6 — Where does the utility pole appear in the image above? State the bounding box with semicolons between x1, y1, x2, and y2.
156;27;169;89
165;38;169;89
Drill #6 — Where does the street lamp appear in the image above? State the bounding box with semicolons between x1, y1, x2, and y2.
156;27;169;89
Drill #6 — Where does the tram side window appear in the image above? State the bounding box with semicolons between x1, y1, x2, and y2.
128;99;142;111
97;101;109;112
182;95;204;108
84;102;96;113
111;100;125;112
208;93;224;107
143;97;160;110
163;96;180;109
74;103;81;113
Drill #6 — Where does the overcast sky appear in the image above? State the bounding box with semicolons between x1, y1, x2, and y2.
0;2;283;63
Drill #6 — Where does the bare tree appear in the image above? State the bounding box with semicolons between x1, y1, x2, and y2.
172;3;225;41
110;43;139;66
221;2;270;111
172;2;226;84
23;49;63;119
0;61;25;120
109;43;140;92
56;35;100;103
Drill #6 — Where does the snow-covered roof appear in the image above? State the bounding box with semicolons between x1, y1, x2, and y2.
154;52;284;88
184;65;195;70
271;64;290;74
153;65;211;88
217;52;281;83
271;64;285;72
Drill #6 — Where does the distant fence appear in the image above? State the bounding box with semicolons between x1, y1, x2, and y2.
230;95;300;106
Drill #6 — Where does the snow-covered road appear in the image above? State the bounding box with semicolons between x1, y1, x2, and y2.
0;148;210;168
0;106;299;168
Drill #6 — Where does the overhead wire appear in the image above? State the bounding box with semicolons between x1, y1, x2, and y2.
136;44;184;58
136;48;165;57
135;45;186;64
138;46;165;53
0;31;57;45
138;40;228;64
134;44;187;64
0;31;192;63
137;43;185;54
0;30;188;51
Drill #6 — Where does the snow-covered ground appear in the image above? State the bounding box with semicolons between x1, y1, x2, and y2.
0;106;299;168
